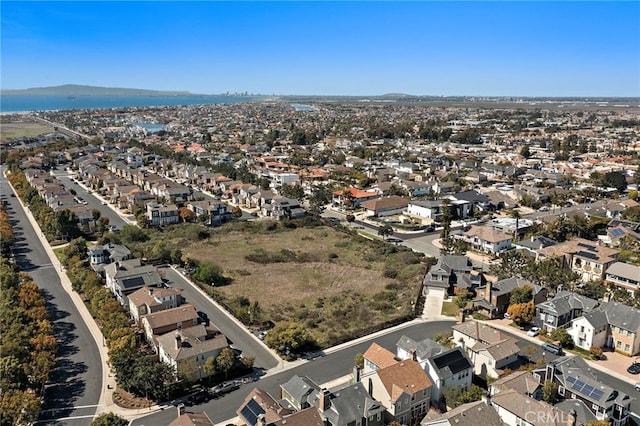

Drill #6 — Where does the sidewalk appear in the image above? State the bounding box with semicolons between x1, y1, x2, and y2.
480;318;640;385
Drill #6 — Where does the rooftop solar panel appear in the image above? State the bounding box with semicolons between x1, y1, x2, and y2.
577;242;597;251
610;228;625;237
583;384;595;395
240;399;265;426
576;251;598;260
591;389;605;401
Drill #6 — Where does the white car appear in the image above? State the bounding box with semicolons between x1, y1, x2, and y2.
635;382;640;391
527;327;541;337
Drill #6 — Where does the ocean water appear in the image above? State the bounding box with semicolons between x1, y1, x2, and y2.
0;95;255;113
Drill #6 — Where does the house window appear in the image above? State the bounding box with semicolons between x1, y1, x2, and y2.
617;341;622;349
377;413;381;421
559;386;565;396
625;344;631;352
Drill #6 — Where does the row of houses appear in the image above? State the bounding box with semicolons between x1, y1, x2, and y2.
88;242;230;380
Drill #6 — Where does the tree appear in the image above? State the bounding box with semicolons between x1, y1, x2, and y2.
215;347;236;379
179;207;196;223
91;413;129;426
442;384;485;409
509;209;522;240
377;224;393;240
177;357;200;384
577;282;606;300
203;355;217;381
264;322;311;356
542;380;558;404
490;250;528;280
231;205;243;218
603;171;627;192
507;302;535;325
354;353;364;369
192;260;225;286
439;198;454;254
522;256;579;292
510;285;533;304
520;145;531;159
549;328;573;349
346;214;356;224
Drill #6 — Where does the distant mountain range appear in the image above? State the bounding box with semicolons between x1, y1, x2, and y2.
1;84;196;96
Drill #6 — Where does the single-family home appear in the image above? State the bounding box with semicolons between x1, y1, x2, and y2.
605;262;640;293
473;278;547;319
567;310;609;352
532;356;632;426
420;400;505;426
534;291;599;331
169;412;214;426
360;196;410;218
490;370;542;400
537;239;620;283
103;259;163;306
140;304;199;351
157;324;228;381
146;203;180;226
127;286;182;325
490;389;573;426
366;359;432;426
463;225;512;255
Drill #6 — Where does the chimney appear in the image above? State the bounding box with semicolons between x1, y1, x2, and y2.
319;389;331;412
457;337;465;351
567;409;577;426
481;391;491;406
485;281;492;303
175;332;182;350
458;309;465;323
353;365;361;383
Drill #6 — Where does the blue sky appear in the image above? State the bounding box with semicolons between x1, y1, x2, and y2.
2;1;639;97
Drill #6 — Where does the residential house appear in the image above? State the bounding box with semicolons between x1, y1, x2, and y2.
146;203;180;226
422;255;475;296
360;196;410;218
405;200;444;223
598;301;640;356
103;259;163;306
363;342;398;375
605;262;640;293
280;375;321;411
332;188;380;210
187;200;229;225
605;199;639;219
490;389;574;426
366;359;432;426
513;236;558;257
420;400;505;426
87;243;132;275
446;190;493;219
140;304;199;351
537;239;620;283
127;286;182;325
395;336;472;406
490;370;542;400
534;291;599;332
157;324;228;381
236;388;294;426
473;278;547;319
310;382;387;426
270;197;305;221
452;320;521;379
567;310;609;352
169;412;214;426
463;225;512;255
532;356;632;426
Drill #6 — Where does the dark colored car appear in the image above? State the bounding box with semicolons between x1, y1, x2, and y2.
186;389;210;406
627;363;640;374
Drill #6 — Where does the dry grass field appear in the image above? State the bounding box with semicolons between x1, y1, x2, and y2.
169;221;427;347
0;116;55;143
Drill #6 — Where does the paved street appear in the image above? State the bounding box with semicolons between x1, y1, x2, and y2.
2;170;103;426
160;266;280;371
130;319;456;425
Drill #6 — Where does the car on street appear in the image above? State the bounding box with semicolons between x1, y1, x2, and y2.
101;201;108;205
258;330;268;340
628;363;640;375
538;206;550;212
185;389;210;406
210;380;240;397
527;327;541;337
504;313;511;320
387;238;403;243
635;382;640;391
542;342;563;355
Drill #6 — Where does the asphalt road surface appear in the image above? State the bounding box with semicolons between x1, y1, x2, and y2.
160;266;280;371
131;320;456;425
2;169;102;426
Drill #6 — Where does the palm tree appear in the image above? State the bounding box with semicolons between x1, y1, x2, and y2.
509;208;521;240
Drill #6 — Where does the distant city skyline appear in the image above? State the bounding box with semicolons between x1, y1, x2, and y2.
2;1;639;97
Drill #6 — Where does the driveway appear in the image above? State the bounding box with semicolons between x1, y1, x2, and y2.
422;286;446;319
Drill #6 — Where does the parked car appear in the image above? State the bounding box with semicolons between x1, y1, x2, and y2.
186;389;210;406
527;327;541;337
627;363;640;375
503;313;511;320
101;201;108;205
258;330;268;340
542;342;563;355
635;382;640;391
211;380;240;397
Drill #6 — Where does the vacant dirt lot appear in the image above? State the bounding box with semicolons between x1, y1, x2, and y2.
0;116;55;143
179;221;426;347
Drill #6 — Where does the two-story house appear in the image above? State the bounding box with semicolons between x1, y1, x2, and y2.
187;200;229;226
127;286;182;325
473;278;547;319
103;259;163;306
605;262;640;294
537;239;620;283
533;356;632;426
140;304;199;352
463;225;513;255
146;203;180;226
534;291;599;332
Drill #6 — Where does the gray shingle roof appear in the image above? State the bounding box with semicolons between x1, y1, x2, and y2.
599;301;640;332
